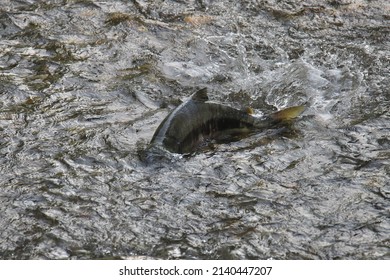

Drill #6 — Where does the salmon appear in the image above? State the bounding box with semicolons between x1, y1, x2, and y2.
150;88;305;154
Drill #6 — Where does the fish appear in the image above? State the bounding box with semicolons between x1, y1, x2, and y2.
149;88;305;154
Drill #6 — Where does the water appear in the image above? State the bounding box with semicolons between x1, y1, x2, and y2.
0;0;389;259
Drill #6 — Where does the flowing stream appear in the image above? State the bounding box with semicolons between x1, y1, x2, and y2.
0;0;389;259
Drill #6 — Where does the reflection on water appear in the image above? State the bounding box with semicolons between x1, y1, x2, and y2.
0;0;389;259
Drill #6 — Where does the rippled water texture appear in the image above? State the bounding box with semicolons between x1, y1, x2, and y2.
1;0;389;259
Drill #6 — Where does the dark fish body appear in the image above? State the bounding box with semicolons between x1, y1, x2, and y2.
150;88;304;154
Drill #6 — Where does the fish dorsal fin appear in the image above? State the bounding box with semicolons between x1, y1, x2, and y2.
191;88;209;102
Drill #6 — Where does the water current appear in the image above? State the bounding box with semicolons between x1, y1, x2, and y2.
0;0;389;259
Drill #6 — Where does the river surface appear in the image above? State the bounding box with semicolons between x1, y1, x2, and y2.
0;0;389;259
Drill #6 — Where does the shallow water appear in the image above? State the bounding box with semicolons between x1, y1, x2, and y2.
0;0;389;259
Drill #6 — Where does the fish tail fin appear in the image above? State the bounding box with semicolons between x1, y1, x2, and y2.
270;105;306;121
246;107;254;115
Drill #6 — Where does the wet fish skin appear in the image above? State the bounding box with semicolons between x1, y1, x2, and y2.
150;88;305;154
